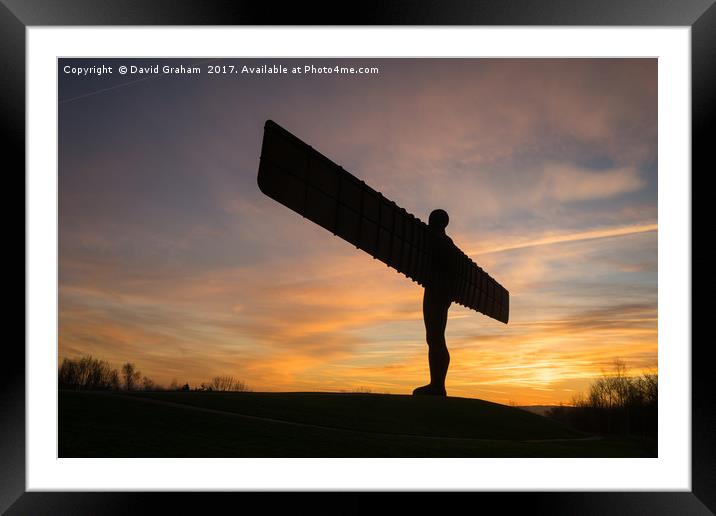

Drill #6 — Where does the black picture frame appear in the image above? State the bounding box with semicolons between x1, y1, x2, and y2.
5;1;711;514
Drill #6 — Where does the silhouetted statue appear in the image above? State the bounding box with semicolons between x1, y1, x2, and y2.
413;209;456;396
257;121;510;398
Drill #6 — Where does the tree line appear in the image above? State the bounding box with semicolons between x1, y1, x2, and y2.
547;360;657;438
58;355;250;392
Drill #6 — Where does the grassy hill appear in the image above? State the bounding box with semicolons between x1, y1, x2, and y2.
59;390;656;457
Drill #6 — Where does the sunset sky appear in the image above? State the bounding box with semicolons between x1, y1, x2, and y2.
58;58;657;405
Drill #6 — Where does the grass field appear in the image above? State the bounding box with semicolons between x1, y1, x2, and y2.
59;390;657;457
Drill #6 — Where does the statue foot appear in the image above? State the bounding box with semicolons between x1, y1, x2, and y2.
412;384;447;396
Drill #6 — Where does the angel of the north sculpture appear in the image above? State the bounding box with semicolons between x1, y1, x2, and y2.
257;120;509;396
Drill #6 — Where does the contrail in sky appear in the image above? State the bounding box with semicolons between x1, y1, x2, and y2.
470;223;658;256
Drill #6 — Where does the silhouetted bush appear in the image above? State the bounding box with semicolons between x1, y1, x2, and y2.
547;360;657;438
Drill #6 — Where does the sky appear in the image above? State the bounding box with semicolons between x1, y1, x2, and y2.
58;58;657;405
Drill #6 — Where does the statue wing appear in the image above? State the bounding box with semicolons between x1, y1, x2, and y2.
257;120;509;323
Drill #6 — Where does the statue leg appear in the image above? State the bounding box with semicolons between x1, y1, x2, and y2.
413;288;450;396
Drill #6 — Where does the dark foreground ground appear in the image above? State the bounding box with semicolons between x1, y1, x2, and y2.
59;390;657;457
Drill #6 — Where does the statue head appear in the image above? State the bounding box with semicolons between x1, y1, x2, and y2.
428;209;449;230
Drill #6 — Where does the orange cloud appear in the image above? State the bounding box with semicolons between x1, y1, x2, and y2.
59;237;656;404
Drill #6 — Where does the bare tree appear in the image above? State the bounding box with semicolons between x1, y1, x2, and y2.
141;375;156;391
233;380;249;392
557;360;658;437
577;359;640;410
58;355;119;390
211;375;235;391
109;369;121;390
58;357;79;388
121;362;141;391
208;375;249;392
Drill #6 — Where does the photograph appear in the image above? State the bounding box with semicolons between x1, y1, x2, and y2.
58;57;658;458
5;1;710;510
